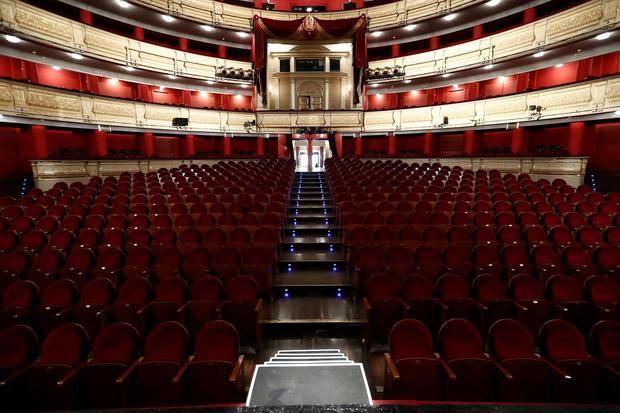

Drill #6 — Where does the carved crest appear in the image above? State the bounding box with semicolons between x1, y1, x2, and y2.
302;15;317;32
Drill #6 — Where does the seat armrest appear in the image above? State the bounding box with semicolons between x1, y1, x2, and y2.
176;301;191;314
136;302;153;315
172;355;195;384
115;357;144;384
434;353;457;381
485;353;513;380
229;355;245;383
254;299;263;313
55;307;73;318
384;353;400;381
362;297;371;312
534;354;572;379
95;305;112;317
0;364;32;386
588;355;620;378
57;360;90;386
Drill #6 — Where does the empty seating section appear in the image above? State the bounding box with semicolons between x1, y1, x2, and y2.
326;158;620;403
0;159;293;409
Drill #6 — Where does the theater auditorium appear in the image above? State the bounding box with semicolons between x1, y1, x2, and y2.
0;0;619;411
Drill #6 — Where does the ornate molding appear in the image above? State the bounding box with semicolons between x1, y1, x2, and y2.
0;0;251;79
369;0;620;79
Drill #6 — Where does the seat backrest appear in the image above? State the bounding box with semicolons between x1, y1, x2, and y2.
508;275;543;301
2;280;39;309
117;277;153;305
41;279;78;307
191;275;225;301
81;278;115;305
0;324;38;370
194;320;239;363
40;323;88;366
226;275;259;301
436;274;469;301
92;323;140;364
546;275;581;303
583;275;619;305
143;321;190;363
438;319;484;362
365;274;400;300
155;277;188;304
488;319;535;362
401;274;434;300
389;319;434;362
589;320;620;364
473;275;506;301
540;319;588;362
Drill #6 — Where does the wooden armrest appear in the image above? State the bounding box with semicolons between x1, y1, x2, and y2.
485;353;513;380
476;301;489;311
115;357;143;385
510;300;528;312
254;299;263;313
172;355;195;384
176;301;191;314
95;305;112;317
362;297;371;311
136;302;153;315
435;353;457;381
384;353;400;381
229;355;245;383
55;307;73;318
57;360;90;386
588;355;620;378
0;364;32;386
11;309;31;321
534;354;572;379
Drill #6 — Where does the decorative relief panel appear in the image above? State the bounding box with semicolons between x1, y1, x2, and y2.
0;0;251;79
369;0;620;79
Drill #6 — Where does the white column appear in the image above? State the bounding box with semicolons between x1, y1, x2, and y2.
341;78;347;109
324;79;330;110
290;56;295;72
290;79;296;110
325;56;330;72
275;78;280;110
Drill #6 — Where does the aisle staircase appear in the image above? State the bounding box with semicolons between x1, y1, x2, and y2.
262;172;363;327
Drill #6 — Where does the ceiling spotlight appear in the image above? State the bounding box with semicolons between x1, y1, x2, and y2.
370;83;379;88
595;32;611;40
0;114;3;119
443;13;457;21
453;84;459;89
158;86;166;91
237;32;249;38
167;74;177;79
116;0;131;8
206;80;215;85
69;53;83;60
555;63;564;68
487;0;501;6
533;51;546;58
199;91;207;96
240;84;249;88
498;76;506;82
4;34;21;43
404;24;416;31
403;79;411;84
615;110;620;116
51;66;61;71
483;64;494;70
124;66;135;71
306;7;313;12
162;15;174;22
109;78;119;83
371;31;383;38
441;73;452;78
202;24;214;32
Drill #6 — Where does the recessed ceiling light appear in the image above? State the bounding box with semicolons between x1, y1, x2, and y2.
404;24;416;31
306;7;313;12
370;83;379;88
555;63;564;68
237;32;249;38
371;31;383;37
109;78;118;83
615;110;620;115
206;80;215;85
453;84;459;89
199;91;208;96
487;0;501;6
0;114;3;119
202;25;214;32
4;35;21;43
403;79;411;84
441;73;452;78
162;15;174;23
410;90;418;94
158;86;166;91
443;14;457;21
498;76;506;82
51;66;61;71
595;32;611;40
240;84;249;88
483;64;494;70
116;0;130;8
69;53;83;60
167;74;177;80
533;51;546;58
124;66;135;71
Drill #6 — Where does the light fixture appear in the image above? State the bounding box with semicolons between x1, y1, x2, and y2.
533;51;546;58
116;0;130;8
443;13;457;21
615;110;620;116
124;66;135;71
487;0;501;6
167;74;177;79
306;7;312;12
483;64;494;70
158;86;166;91
202;24;214;32
595;32;611;41
403;79;411;84
109;78;118;83
237;32;249;38
371;31;383;37
370;83;379;87
240;84;249;88
206;80;215;85
4;34;21;43
0;114;4;119
410;90;418;95
555;63;564;68
161;15;174;23
199;91;208;96
404;24;416;31
69;53;83;60
453;84;459;89
51;66;61;71
498;76;506;82
441;73;452;78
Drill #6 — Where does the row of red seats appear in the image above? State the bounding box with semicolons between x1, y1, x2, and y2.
0;320;245;411
383;318;620;403
1;273;262;344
